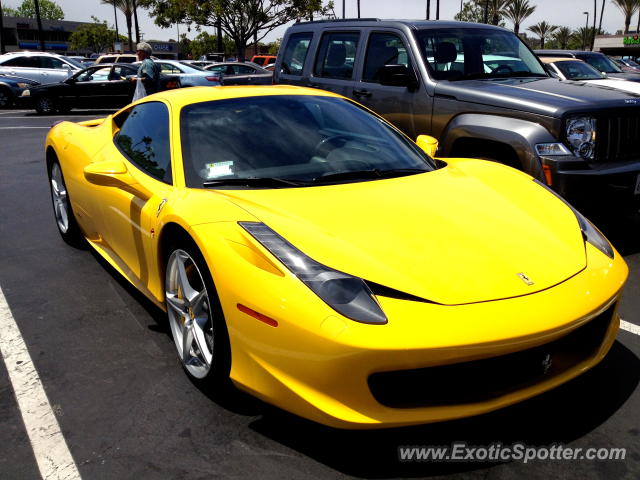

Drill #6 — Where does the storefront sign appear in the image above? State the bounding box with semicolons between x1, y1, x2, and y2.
624;35;640;45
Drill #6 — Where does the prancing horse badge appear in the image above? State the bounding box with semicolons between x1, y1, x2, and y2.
518;272;534;286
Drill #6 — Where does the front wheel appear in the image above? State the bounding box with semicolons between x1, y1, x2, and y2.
165;242;231;386
48;159;84;246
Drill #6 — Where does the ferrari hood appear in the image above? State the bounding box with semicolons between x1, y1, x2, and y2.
218;160;586;305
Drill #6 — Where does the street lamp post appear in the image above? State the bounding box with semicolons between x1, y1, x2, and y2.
113;1;120;50
583;11;589;50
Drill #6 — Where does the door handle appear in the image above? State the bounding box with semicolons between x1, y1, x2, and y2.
352;89;372;98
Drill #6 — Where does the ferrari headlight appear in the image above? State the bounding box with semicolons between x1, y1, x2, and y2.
565;116;596;160
240;222;387;324
534;180;613;258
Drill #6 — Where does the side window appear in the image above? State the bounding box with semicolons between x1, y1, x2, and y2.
363;32;411;83
115;102;172;184
281;32;313;75
235;65;256;74
3;56;38;68
314;32;359;79
40;56;65;69
112;65;136;79
159;63;181;74
208;65;226;73
100;56;117;64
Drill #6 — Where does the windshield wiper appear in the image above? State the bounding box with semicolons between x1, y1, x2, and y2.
311;168;428;184
203;177;306;188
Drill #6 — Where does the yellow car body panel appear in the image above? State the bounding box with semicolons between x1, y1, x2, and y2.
45;85;628;429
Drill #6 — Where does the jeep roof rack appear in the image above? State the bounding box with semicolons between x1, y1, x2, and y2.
294;18;380;25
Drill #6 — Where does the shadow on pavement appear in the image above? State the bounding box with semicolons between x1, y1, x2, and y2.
247;340;639;478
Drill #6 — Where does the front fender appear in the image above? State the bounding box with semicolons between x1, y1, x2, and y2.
439;113;558;178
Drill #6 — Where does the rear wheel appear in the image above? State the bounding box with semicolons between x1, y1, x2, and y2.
48;160;83;246
35;96;55;114
165;241;231;387
0;87;12;108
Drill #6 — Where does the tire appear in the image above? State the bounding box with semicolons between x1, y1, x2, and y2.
48;159;84;247
165;239;232;389
35;96;56;114
0;87;13;109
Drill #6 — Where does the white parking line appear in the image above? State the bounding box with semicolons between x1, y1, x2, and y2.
0;286;81;480
621;318;640;336
0;126;51;129
0;110;31;115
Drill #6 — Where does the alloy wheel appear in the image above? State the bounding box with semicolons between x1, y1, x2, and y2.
50;163;69;233
165;249;215;379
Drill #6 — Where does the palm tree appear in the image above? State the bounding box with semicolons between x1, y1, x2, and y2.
527;21;558;49
489;0;508;25
599;0;606;34
102;0;134;51
612;0;638;34
132;0;140;44
575;26;595;50
503;0;536;34
553;26;572;49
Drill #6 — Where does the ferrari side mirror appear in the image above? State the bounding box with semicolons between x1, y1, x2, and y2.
84;159;152;200
415;135;439;158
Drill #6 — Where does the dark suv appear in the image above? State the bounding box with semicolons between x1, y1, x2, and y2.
274;20;640;209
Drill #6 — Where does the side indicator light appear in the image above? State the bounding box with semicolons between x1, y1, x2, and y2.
237;304;278;327
542;164;553;186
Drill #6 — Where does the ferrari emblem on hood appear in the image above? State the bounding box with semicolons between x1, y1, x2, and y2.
518;272;535;286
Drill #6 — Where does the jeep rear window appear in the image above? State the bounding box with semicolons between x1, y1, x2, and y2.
415;28;547;81
281;32;313;75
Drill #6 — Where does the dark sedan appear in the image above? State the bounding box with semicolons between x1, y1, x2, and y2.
204;62;273;85
0;74;39;108
20;63;179;114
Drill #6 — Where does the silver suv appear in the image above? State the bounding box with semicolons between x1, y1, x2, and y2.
0;52;81;84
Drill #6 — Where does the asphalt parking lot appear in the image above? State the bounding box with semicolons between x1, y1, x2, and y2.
0;108;639;480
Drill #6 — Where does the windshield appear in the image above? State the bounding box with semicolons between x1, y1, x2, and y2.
554;60;605;80
578;54;623;73
62;56;84;68
415;28;547;81
180;95;434;188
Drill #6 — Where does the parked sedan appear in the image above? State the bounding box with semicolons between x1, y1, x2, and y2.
541;57;640;95
204;62;273;85
145;59;222;87
0;74;39;108
21;63;179;114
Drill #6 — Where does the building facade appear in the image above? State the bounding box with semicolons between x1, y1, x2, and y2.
594;33;640;58
0;15;179;57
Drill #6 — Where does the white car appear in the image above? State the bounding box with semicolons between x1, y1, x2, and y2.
541;57;640;95
0;51;81;84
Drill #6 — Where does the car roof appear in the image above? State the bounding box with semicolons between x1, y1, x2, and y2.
1;51;66;57
539;57;584;63
288;18;508;32
142;85;341;110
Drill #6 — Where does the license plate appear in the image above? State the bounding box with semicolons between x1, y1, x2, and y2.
636;174;640;195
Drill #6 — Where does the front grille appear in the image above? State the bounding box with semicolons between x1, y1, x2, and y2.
368;303;616;408
596;114;640;162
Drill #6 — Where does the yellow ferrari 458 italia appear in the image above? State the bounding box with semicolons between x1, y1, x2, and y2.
45;85;627;429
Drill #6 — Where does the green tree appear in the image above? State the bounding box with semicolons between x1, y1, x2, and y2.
552;26;572;49
138;0;333;60
182;31;235;58
68;16;126;53
454;0;506;26
268;38;281;55
503;0;536;34
612;0;638;34
102;0;135;51
527;21;558;49
6;0;64;20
